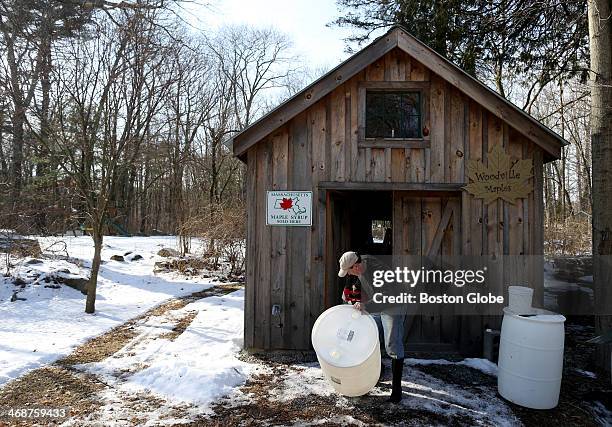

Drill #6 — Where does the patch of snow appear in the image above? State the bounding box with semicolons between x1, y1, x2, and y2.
590;400;612;426
78;289;256;415
0;236;215;387
543;260;595;313
389;365;517;426
280;359;518;426
270;363;335;402
406;357;498;377
458;358;499;376
295;415;368;426
574;369;597;379
122;290;253;406
0;230;24;239
63;379;214;427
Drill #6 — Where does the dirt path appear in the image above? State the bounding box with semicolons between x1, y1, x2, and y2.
0;284;242;427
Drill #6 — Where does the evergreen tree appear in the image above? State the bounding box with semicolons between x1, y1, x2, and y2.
334;0;588;97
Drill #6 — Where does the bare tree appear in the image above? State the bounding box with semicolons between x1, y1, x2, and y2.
208;25;298;129
29;8;175;313
0;2;301;316
0;1;46;205
162;38;216;253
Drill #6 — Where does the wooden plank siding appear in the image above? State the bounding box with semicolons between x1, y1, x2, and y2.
255;140;272;349
270;131;289;349
244;47;546;353
244;146;257;349
288;112;312;350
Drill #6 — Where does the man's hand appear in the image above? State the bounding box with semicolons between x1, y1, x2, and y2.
353;302;365;312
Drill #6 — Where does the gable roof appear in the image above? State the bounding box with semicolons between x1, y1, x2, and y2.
231;26;567;161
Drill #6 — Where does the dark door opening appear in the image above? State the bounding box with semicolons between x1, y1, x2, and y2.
325;190;393;308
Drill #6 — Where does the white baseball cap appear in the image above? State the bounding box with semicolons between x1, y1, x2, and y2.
338;251;359;277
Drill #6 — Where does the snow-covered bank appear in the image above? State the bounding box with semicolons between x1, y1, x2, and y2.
0;236;215;387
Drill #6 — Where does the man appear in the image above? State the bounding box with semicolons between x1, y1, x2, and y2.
338;251;406;403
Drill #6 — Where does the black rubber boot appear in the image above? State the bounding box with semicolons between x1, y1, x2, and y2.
378;361;385;383
387;358;404;403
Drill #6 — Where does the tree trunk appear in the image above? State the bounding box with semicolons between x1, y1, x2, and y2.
35;37;52;233
85;228;104;314
588;0;612;373
495;58;506;99
0;109;7;179
9;107;25;206
431;0;449;57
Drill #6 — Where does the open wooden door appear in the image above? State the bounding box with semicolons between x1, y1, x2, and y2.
393;192;461;352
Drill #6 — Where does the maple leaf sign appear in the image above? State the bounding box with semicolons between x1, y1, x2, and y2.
280;198;293;210
463;144;533;205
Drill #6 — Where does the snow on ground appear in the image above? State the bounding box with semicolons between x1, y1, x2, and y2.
81;289;255;408
262;358;517;426
574;369;597;379
591;400;612;426
0;235;215;387
306;415;369;426
2;240;603;425
406;357;499;376
383;365;517;427
63;288;261;425
33;261;516;426
269;363;335;402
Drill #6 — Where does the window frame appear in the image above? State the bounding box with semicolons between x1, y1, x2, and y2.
358;81;431;148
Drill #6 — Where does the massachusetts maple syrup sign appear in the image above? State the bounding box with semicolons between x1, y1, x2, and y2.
266;191;312;226
463;144;533;204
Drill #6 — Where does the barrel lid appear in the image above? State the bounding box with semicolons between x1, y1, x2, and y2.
503;307;566;323
311;305;379;368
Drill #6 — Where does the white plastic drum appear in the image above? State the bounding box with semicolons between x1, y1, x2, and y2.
498;307;566;409
311;305;381;396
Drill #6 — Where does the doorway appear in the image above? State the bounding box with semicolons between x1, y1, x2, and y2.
325;190;393;307
325;188;463;352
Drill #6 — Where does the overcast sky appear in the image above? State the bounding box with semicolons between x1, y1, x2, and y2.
181;0;373;70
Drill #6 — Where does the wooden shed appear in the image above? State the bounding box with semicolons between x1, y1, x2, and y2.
231;26;567;355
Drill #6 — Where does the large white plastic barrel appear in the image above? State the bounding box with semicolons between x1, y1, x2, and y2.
311;305;381;396
498;307;566;409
